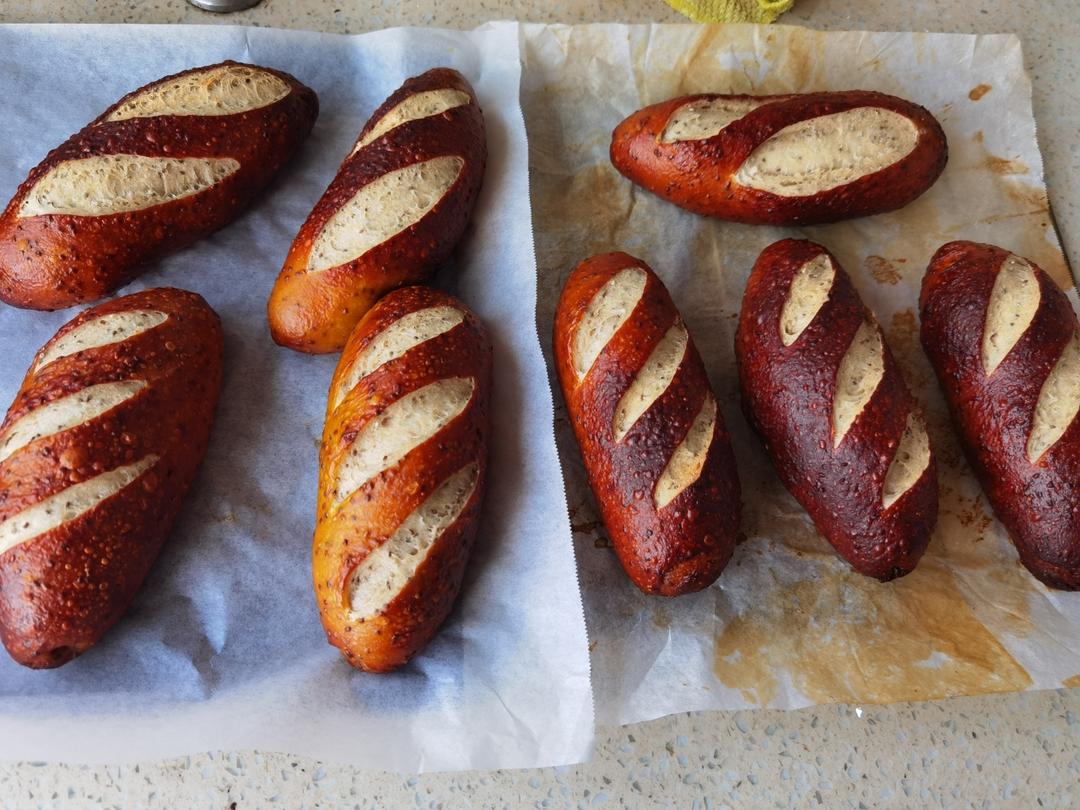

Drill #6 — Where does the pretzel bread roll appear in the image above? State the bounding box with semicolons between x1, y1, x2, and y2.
268;69;486;354
611;90;947;225
0;62;318;310
920;242;1080;589
313;286;491;672
554;253;742;596
0;288;222;668
736;239;938;579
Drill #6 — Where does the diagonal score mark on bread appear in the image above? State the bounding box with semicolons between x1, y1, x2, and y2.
613;322;688;443
661;97;770;143
307;156;464;273
0;455;158;558
982;255;1041;376
333;377;474;506
1028;330;1080;463
18;156;240;218
0;381;146;463
733;107;919;197
882;412;931;508
573;267;647;381
330;307;464;412
347;463;478;620
35;311;168;373
351;90;472;156
654;394;717;509
832;320;885;448
104;64;290;122
780;253;835;346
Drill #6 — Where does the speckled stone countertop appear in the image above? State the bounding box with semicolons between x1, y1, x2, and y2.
1;1;1079;807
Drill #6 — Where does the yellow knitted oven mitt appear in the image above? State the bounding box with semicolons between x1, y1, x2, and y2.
664;0;794;23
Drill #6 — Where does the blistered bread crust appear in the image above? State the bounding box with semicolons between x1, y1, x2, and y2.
736;239;938;580
611;90;947;225
0;288;222;668
0;61;318;310
268;68;486;354
920;241;1080;589
314;286;492;673
553;252;742;596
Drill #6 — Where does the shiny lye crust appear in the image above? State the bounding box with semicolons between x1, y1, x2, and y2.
736;239;938;580
313;286;491;672
920;241;1080;589
268;68;486;354
0;288;222;668
610;90;947;225
553;252;742;596
0;62;317;311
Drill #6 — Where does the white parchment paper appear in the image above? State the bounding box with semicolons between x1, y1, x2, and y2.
521;23;1080;726
0;23;593;772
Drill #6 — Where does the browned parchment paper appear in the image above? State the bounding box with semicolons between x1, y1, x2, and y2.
521;22;1080;724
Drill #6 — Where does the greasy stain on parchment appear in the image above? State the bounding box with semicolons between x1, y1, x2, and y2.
1063;674;1080;688
969;84;993;101
713;553;1032;707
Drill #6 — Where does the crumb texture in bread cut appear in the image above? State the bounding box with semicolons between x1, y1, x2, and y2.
352;89;472;154
832;320;884;447
35;311;168;372
0;381;146;462
331;306;464;411
18;156;240;218
982;254;1041;375
104;64;291;122
573;267;646;381
333;376;474;504
882;413;931;508
661;97;769;143
307;156;464;273
733;107;919;197
347;463;478;620
613;322;688;442
654;394;717;509
0;455;158;557
780;253;835;346
1028;330;1080;463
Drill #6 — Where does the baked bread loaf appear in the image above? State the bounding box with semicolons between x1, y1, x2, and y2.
0;61;318;310
313;285;491;672
920;241;1080;589
736;239;937;579
268;68;486;354
553;252;742;596
611;90;947;225
0;288;222;668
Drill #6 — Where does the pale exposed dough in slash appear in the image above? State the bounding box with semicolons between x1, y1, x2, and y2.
347;463;478;620
982;255;1041;376
18;155;240;218
333;377;474;505
654;394;717;509
882;413;931;508
0;381;147;463
661;97;769;143
733;107;919;197
1027;330;1080;463
307;156;464;274
351;89;472;155
779;253;835;346
35;311;169;373
104;65;290;122
573;267;647;381
0;455;158;559
613;322;688;443
331;307;464;412
832;320;885;448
